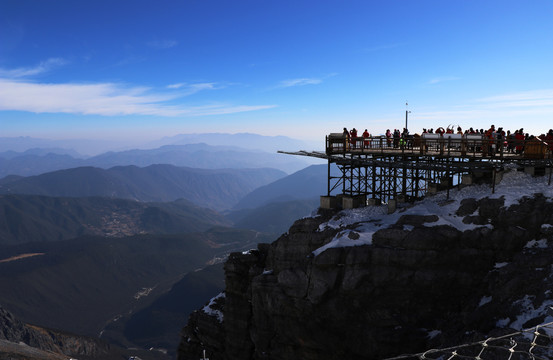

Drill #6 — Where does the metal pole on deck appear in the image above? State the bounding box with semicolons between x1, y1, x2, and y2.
405;101;411;132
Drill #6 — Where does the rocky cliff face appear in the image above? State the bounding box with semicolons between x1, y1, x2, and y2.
178;173;553;360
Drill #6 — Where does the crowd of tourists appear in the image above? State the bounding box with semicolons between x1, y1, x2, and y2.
341;125;553;154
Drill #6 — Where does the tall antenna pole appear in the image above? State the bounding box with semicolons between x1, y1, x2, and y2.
405;102;411;131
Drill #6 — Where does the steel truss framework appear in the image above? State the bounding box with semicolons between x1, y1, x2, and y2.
279;150;553;204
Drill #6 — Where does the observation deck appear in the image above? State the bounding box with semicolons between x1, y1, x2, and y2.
280;133;553;210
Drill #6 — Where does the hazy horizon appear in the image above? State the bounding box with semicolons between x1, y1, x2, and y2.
0;132;326;157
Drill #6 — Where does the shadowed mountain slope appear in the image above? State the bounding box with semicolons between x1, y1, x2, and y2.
0;194;229;245
226;198;319;235
232;164;329;210
99;263;225;356
0;227;271;339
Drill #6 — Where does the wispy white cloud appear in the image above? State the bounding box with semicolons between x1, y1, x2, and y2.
0;78;275;117
147;39;178;49
475;89;553;108
0;58;67;78
166;82;221;95
277;77;323;88
167;83;187;89
412;89;553;135
428;76;461;84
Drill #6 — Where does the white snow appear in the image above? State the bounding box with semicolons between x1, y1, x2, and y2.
202;292;225;323
313;170;553;257
525;239;548;249
479;296;493;306
313;230;375;256
508;295;553;336
494;262;508;269
427;330;442;339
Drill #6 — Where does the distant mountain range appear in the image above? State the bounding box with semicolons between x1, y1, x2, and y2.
0;143;314;177
0;133;324;177
0;164;286;210
0;132;322;156
144;132;322;153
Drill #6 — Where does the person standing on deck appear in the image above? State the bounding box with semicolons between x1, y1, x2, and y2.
401;128;409;149
350;128;358;149
386;129;392;147
362;129;370;148
485;125;496;155
393;129;400;148
515;129;525;154
343;127;350;150
496;127;505;154
506;130;514;153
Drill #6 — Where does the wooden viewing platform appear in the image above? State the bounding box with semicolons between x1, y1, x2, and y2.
279;133;553;210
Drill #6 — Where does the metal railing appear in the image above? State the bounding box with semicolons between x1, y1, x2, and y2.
326;134;553;161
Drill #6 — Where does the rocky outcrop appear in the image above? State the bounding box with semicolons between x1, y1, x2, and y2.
0;305;162;360
178;192;553;360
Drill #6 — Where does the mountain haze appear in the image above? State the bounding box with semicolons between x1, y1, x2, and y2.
0;164;286;210
233;164;328;210
226;198;319;235
0;134;320;177
144;132;322;153
84;144;312;174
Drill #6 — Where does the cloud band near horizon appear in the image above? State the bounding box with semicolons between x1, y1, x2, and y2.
0;78;275;117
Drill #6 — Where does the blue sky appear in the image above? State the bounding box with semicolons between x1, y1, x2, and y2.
1;0;553;145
